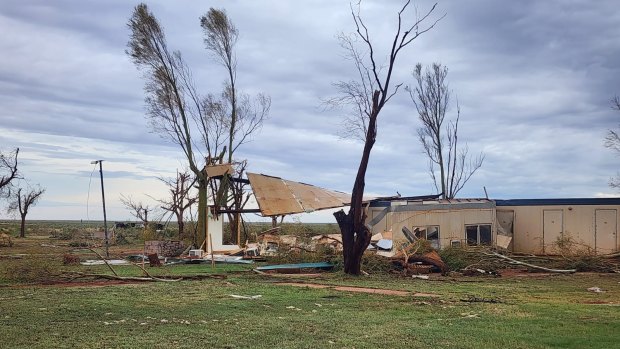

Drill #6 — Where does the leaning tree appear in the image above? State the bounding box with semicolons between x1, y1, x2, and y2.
330;1;441;275
200;8;270;245
127;4;268;247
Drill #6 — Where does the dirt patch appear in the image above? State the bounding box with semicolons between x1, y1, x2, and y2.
4;280;145;289
277;282;439;297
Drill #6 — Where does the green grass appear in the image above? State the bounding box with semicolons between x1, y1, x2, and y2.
1;271;619;348
1;223;620;348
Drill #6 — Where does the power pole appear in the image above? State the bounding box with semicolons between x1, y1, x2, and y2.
91;160;109;258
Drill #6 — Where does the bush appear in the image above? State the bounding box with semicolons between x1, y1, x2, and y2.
438;246;473;271
4;258;57;283
63;254;81;265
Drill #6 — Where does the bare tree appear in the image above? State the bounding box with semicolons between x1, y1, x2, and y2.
127;4;212;245
605;95;620;188
7;184;45;238
200;8;270;244
0;148;19;195
120;194;156;227
155;170;197;238
331;1;441;275
408;63;484;199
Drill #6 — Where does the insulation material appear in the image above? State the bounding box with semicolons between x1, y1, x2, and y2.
496;235;513;249
247;172;351;216
496;210;514;236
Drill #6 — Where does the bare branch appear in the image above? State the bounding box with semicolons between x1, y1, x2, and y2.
0;148;19;194
409;63;484;198
7;183;45;238
331;1;440;275
119;194;156;225
606;95;620;188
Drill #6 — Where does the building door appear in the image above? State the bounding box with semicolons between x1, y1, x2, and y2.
543;210;563;254
595;209;617;254
496;210;514;250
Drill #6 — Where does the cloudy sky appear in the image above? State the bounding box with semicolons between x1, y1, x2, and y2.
1;0;619;222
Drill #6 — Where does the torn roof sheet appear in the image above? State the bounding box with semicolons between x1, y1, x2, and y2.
205;163;234;177
247;172;352;216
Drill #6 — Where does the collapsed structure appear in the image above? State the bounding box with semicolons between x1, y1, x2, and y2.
204;164;619;256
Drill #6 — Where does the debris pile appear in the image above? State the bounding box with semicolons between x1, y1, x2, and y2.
144;240;185;257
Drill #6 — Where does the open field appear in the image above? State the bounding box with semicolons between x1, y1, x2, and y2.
1;221;619;348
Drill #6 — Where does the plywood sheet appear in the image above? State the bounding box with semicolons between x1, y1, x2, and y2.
247;172;351;216
205;163;233;177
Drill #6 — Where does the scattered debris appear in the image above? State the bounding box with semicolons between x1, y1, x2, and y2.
460;295;502;303
275;282;438;297
230;294;262;300
147;253;162;267
80;259;130;266
255;262;334;273
411;275;430;280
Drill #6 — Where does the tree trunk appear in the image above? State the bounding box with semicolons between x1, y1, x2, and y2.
197;178;207;248
334;210;372;274
19;214;26;238
177;213;184;239
335;91;380;275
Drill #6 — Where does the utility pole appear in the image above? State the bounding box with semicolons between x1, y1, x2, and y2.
91;160;109;258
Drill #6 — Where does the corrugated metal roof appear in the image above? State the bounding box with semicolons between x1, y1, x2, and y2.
496;198;620;206
247;173;351;216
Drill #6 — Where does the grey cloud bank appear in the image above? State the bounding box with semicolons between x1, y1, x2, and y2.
0;0;619;222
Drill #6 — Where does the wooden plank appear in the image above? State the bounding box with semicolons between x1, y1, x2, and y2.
205;163;234;177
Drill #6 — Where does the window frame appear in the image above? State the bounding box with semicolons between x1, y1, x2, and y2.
412;225;440;249
464;224;492;246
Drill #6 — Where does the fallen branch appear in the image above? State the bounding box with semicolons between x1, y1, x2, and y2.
62;271;181;282
61;271;226;282
88;248;119;276
486;252;576;273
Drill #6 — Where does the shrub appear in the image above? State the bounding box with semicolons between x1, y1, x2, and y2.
4;258;56;283
63;254;81;265
438;246;472;271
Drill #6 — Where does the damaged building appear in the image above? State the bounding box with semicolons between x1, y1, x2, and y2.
367;197;620;255
203;164;619;256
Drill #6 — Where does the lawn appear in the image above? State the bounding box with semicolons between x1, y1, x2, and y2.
1;224;619;348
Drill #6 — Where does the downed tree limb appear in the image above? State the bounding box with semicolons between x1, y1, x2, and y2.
81;248;227;282
61;271;226;282
89;248;119;276
486;252;577;273
62;271;182;282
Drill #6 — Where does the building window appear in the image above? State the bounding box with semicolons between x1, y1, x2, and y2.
465;224;492;246
413;225;440;249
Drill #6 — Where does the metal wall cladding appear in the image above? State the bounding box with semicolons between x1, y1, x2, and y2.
503;205;620;255
367;201;495;248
